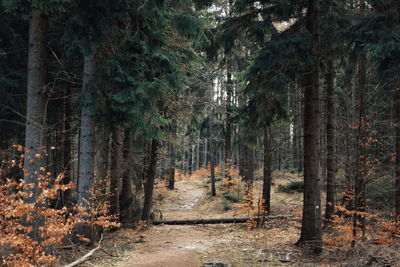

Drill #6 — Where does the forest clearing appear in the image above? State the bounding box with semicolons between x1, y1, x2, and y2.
1;0;400;266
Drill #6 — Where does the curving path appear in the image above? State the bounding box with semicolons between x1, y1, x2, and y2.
117;179;210;267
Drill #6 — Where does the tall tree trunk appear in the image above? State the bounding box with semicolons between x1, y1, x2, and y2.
168;142;176;190
96;120;110;194
248;146;254;184
243;145;254;184
77;52;96;240
344;59;356;188
60;83;72;208
23;10;48;242
109;125;124;217
293;82;302;172
203;139;208;169
299;88;304;172
262;127;272;214
188;139;193;175
395;5;400;220
168;125;177;190
142;139;160;222
209;112;216;196
239;143;245;176
225;71;233;179
353;52;367;244
396;86;400;218
298;0;322;253
119;127;134;223
325;51;336;221
196;131;200;171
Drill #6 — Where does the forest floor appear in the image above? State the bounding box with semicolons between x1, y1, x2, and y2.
68;171;400;267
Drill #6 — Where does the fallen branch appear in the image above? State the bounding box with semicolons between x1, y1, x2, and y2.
64;235;103;267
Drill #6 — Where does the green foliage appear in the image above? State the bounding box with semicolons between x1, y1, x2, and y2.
63;0;128;55
222;193;242;203
96;0;206;141
2;0;72;16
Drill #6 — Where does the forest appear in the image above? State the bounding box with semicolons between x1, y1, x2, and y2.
1;0;400;266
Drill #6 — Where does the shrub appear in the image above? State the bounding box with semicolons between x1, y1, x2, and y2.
278;181;304;193
0;145;119;266
222;193;241;203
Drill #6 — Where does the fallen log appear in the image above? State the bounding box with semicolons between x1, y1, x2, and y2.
153;217;252;225
151;215;295;225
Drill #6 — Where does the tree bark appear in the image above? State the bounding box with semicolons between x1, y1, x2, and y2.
293;83;300;171
242;143;255;185
141;139;160;222
209;118;216;196
188;139;193;175
225;71;233;180
109;125;124;217
353;52;367;244
60;83;72;208
208;83;216;196
96;120;110;194
395;5;400;220
262;127;272;214
208;114;217;197
203;138;208;169
396;86;400;218
325;52;336;221
298;0;322;253
77;52;96;240
168;125;177;190
196;131;200;171
23;10;48;241
119;127;134;222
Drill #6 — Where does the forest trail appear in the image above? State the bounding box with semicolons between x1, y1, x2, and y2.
115;179;214;267
75;171;399;267
161;179;206;220
110;173;306;267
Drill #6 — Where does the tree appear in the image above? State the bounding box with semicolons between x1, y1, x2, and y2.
109;125;124;217
63;0;129;238
168;121;177;190
360;0;400;219
324;52;336;221
209;102;217;197
24;7;48;241
76;52;96;238
321;0;339;222
141;139;160;222
298;0;322;252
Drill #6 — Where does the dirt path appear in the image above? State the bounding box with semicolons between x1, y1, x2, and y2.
70;171;387;267
161;179;206;220
116;179;212;267
102;173;314;267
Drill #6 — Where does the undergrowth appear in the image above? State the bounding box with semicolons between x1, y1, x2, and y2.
0;145;119;266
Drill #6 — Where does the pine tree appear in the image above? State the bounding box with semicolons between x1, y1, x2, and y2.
24;7;48;242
